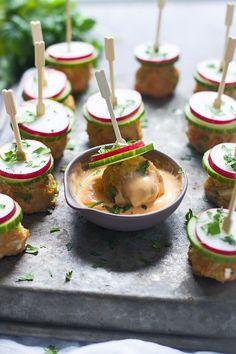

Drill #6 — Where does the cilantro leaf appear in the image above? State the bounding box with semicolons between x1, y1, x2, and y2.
221;235;236;246
32;147;51;156
44;345;58;354
25;244;39;255
50;227;61;233
0;204;6;209
185;209;194;225
17;273;34;282
65;271;73;282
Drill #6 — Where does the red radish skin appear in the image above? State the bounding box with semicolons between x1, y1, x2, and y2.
197;59;236;87
24;69;67;99
0;195;16;224
208;144;236;180
19;123;69;138
87;89;142;122
134;42;180;65
91;141;145;162
196;209;236;256
189;92;236;125
46;42;94;61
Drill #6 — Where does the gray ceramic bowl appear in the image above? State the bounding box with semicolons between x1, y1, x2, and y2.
64;145;188;231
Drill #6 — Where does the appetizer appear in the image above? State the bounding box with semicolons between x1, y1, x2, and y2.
0;139;57;214
194;59;236;99
186;208;236;282
184;91;236;153
22;68;75;111
17;99;74;159
0;193;29;259
83;89;144;146
45;41;97;93
202;143;236;208
134;42;180;98
69;141;183;215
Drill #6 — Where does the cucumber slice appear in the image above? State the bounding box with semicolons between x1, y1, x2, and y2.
0;203;22;235
184;105;236;133
0;160;53;186
88;143;154;169
55;81;72;102
202;151;235;186
194;72;236;92
83;104;145;127
46;42;94;61
187;216;236;263
0;194;16;224
134;42;179;66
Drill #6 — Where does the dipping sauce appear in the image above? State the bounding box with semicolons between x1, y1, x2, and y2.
69;162;183;215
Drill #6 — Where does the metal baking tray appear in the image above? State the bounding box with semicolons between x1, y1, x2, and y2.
0;1;235;352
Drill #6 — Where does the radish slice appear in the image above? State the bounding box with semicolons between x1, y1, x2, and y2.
0;194;16;224
91;141;145;162
208;143;236;180
197;59;236;87
134;42;180;65
196;209;236;256
23;69;67;99
0;140;52;180
46;42;94;61
17;100;71;138
189;92;236;124
87;89;142;122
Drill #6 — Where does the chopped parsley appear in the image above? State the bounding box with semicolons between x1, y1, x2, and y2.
17;273;34;282
18;110;36;124
222;145;236;172
59;164;67;173
136;160;149;175
65;271;73;282
66;242;73;251
44;345;58;354
114;99;135;116
206;63;216;69
25;244;39;255
201;208;225;236
221;235;236;246
87;201;104;208
50;227;61;233
180;154;193;161
105;204;131;214
66;141;75;151
0;149;17;163
32;147;50;156
0;204;6;209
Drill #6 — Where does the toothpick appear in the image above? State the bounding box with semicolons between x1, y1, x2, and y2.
104;37;117;107
222;148;236;234
95;70;127;146
2;89;26;161
213;36;236;109
35;41;45;116
220;3;235;71
66;0;72;52
154;0;166;52
31;21;47;87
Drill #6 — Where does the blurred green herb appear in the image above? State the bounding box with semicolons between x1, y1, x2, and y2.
0;0;101;89
25;244;39;255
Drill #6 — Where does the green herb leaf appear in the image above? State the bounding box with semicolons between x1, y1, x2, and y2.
0;204;6;209
136;160;149;175
66;242;73;251
44;345;58;354
17;273;34;282
59;164;67;173
222;145;236;172
87;201;104;208
65;271;73;282
185;209;194;225
25;244;39;255
66;141;75;151
221;235;236;246
105;204;131;214
50;227;61;233
32;147;51;156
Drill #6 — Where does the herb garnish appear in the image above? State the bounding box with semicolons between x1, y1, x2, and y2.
44;345;58;354
185;209;194;225
17;273;34;282
65;271;73;282
50;227;61;233
221;235;236;246
105;204;131;214
32;147;51;156
18;110;36;124
87;201;104;208
66;242;73;251
59;165;67;173
222;145;236;172
114;99;135;116
136;160;149;175
201;208;225;235
66;141;75;151
0;204;6;209
25;244;39;255
107;185;117;200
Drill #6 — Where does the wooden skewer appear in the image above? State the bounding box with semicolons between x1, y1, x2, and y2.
104;37;117;107
220;3;235;71
95;70;127;146
66;0;72;52
154;0;166;52
2;89;26;161
222;148;236;234
31;21;47;87
35;41;45;116
213;36;236;109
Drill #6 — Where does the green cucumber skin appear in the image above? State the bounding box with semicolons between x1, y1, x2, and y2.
88;143;154;169
83;105;145;127
46;50;98;68
0;204;22;235
202;151;235;187
194;73;236;92
187;216;236;264
0;164;53;187
23;81;72;103
184;105;236;133
20;127;71;142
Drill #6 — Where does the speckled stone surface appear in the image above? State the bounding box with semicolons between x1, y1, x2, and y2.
0;1;235;352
